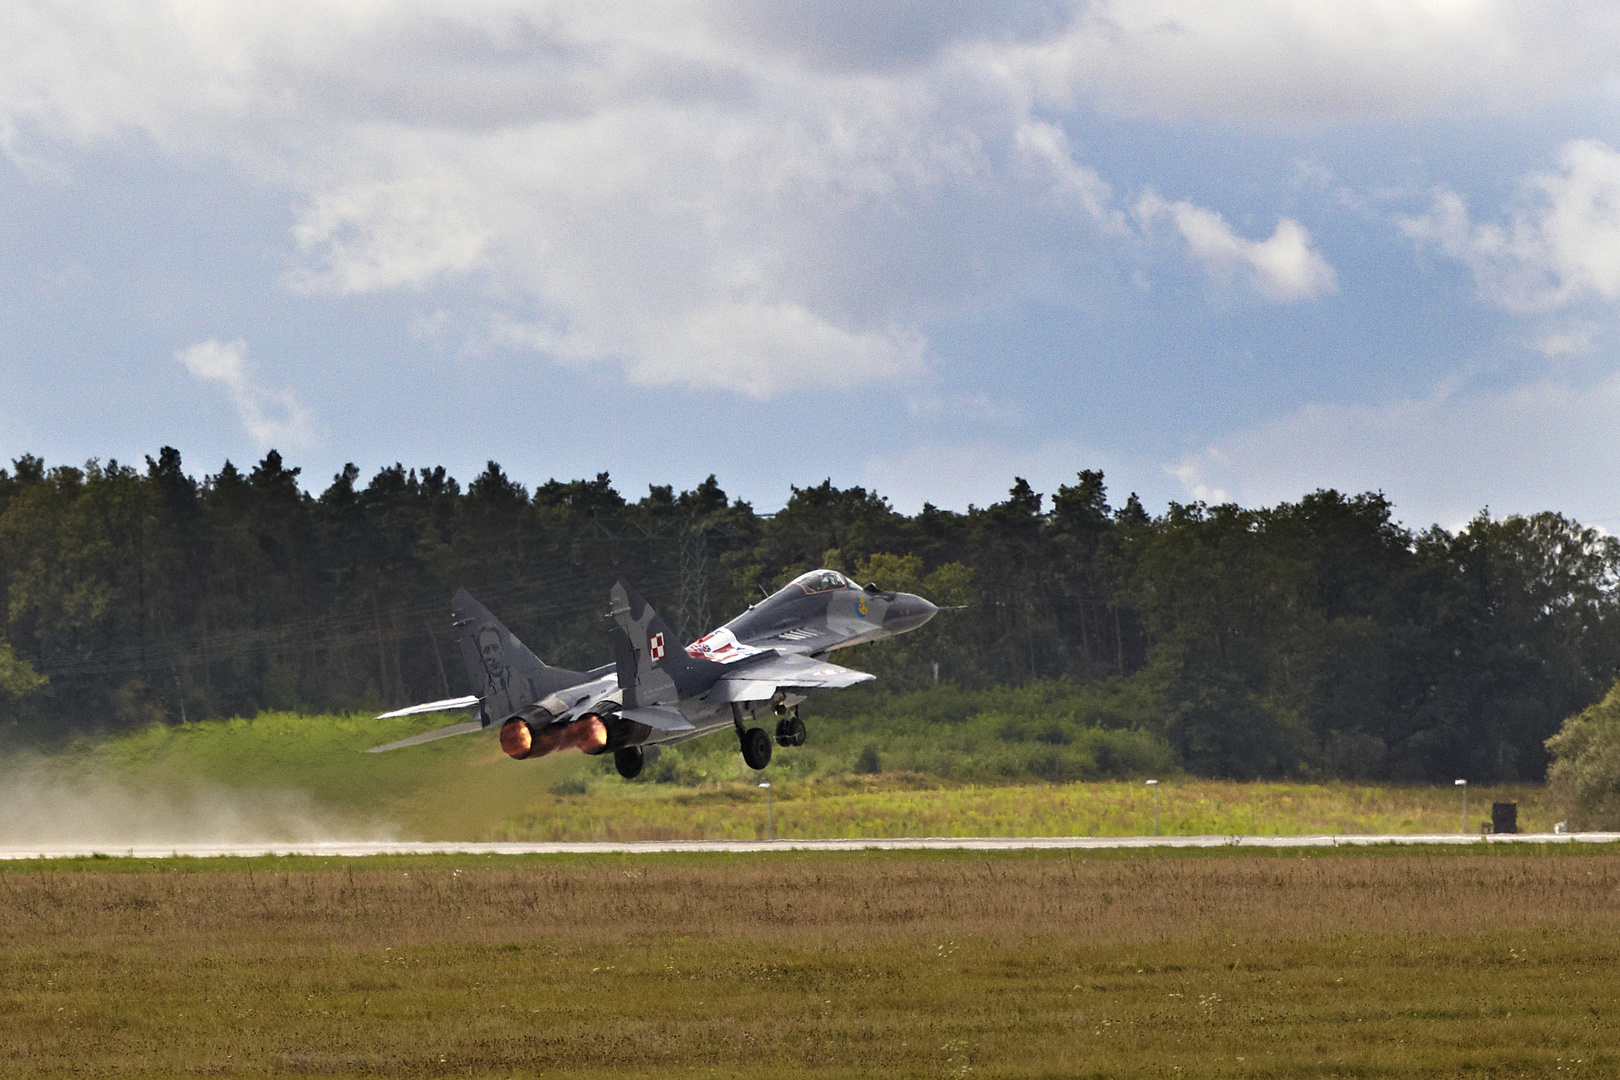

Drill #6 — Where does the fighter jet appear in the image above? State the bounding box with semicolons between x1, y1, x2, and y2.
368;569;939;777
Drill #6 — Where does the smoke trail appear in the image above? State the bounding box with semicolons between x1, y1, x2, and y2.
0;755;397;847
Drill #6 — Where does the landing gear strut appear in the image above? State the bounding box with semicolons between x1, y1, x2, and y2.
614;746;644;779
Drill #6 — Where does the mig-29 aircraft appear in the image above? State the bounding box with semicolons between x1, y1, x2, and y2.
368;570;938;777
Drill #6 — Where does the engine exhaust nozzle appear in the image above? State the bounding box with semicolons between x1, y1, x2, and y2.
501;715;608;760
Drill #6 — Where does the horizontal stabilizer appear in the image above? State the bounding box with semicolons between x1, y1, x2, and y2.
366;720;485;753
376;695;481;719
618;705;696;732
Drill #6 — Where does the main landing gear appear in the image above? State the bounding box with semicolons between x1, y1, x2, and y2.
614;746;644;779
775;707;806;748
733;702;772;770
740;727;773;770
735;702;807;770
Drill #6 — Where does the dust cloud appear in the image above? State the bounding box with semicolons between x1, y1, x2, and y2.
0;756;397;848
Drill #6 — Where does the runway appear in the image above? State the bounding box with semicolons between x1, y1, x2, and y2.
2;832;1617;860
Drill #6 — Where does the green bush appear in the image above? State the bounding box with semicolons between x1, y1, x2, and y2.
574;679;1176;787
1545;679;1620;829
791;677;1175;784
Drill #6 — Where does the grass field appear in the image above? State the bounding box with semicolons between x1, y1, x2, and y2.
4;846;1620;1077
0;709;1571;845
492;776;1561;841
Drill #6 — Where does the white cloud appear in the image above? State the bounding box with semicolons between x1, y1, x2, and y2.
1016;123;1336;301
6;3;1606;396
287;178;489;294
1529;321;1602;358
1014;120;1121;230
1403;140;1620;313
1137;192;1338;301
991;1;1620;123
1167;373;1620;528
178;338;315;449
493;301;925;397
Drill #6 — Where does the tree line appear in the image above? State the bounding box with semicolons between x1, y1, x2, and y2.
2;447;1616;783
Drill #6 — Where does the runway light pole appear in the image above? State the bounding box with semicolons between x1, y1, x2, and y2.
1146;779;1160;837
1455;779;1467;835
760;781;773;841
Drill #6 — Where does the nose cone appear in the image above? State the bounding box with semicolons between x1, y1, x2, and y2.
883;592;938;635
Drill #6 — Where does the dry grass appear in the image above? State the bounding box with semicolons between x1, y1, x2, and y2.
4;848;1620;1077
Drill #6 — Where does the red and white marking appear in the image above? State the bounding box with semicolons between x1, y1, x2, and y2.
686;627;765;664
649;632;665;660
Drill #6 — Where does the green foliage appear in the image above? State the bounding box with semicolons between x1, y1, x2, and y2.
778;678;1176;784
3;447;1618;784
1546;679;1620;829
582;679;1176;789
0;638;45;697
1122;494;1620;781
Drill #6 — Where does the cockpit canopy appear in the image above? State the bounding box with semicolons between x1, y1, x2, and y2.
790;569;853;594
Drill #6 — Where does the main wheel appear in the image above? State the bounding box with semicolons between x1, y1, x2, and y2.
776;715;808;747
614;746;645;779
741;726;773;770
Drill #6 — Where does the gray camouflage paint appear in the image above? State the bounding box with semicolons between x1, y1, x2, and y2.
384;570;938;755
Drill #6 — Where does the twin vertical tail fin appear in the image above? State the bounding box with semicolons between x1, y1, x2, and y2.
453;588;590;725
608;579;726;707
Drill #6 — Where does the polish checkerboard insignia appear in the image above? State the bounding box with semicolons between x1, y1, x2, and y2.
649;632;665;660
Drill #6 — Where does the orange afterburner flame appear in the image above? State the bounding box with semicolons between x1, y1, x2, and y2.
502;715;608;760
500;718;534;758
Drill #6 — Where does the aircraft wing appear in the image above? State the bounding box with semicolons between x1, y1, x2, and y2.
376;695;481;719
706;652;874;702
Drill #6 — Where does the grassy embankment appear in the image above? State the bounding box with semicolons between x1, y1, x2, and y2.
4;692;1566;842
492;775;1560;841
4;847;1620;1077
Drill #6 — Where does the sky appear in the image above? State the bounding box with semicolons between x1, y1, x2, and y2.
5;2;1620;530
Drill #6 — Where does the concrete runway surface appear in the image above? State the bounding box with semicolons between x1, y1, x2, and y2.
2;833;1616;860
